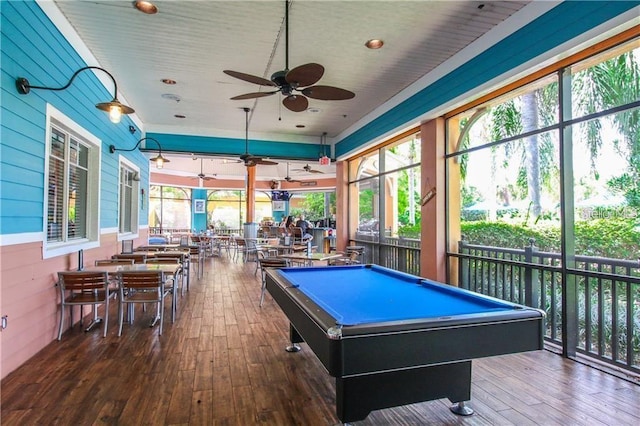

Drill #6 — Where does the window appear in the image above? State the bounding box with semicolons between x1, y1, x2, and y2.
149;185;192;232
288;191;336;225
44;105;100;258
207;190;245;231
445;37;640;371
349;133;422;241
118;157;140;236
347;131;422;273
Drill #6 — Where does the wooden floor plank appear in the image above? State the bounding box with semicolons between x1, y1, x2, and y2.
2;255;639;425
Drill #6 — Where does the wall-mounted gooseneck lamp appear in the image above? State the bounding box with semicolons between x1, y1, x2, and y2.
109;137;170;169
15;66;134;124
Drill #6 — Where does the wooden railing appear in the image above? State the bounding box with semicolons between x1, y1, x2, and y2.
352;233;421;275
456;238;640;375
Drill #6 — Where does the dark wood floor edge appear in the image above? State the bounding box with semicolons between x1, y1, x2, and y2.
543;342;640;386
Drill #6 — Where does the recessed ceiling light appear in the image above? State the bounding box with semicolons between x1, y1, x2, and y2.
133;1;158;14
162;78;176;85
174;114;186;119
365;39;384;49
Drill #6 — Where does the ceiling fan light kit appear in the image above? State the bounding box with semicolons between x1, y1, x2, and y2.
223;1;354;112
195;157;216;181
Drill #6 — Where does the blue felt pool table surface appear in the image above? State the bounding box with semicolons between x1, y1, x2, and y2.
277;264;519;326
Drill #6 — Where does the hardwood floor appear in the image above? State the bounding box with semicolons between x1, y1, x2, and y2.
2;255;639;425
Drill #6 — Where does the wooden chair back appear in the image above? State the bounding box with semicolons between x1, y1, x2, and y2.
57;271;114;340
95;258;135;266
58;271;110;293
112;253;147;264
118;271;164;291
121;240;134;254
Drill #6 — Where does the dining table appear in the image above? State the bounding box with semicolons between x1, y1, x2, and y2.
259;244;308;255
135;243;184;251
81;263;182;328
277;252;344;267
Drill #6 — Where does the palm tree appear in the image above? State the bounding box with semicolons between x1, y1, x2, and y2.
572;51;640;207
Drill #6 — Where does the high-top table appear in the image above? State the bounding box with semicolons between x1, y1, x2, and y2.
277;252;344;267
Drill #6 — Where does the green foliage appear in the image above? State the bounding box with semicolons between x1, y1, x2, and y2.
299;192;336;220
461;185;482;208
398;223;421;238
359;188;375;220
461;217;640;259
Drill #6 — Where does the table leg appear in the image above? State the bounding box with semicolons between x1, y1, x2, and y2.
84;305;103;332
286;323;303;352
450;401;474;416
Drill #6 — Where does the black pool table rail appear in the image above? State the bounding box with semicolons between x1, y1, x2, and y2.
265;264;546;423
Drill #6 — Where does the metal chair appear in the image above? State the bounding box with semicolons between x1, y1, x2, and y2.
290;227;305;245
57;271;116;340
121;239;134;254
258;256;289;307
94;258;135;266
188;245;203;280
179;235;190;246
147;253;186;296
112;253;147;264
116;271;170;336
328;250;361;266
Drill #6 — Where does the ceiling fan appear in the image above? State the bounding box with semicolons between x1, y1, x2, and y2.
283;162;301;183
194;157;217;181
292;164;324;174
223;1;355;112
238;107;278;167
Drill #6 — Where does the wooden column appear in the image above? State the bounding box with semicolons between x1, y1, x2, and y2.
335;160;349;253
420;118;447;283
246;165;256;223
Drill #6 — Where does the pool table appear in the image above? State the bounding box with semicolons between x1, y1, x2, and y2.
265;264;545;423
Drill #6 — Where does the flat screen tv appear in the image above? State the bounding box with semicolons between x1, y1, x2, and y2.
270;190;291;201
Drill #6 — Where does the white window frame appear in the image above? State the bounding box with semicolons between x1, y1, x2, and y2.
117;156;140;239
43;104;101;259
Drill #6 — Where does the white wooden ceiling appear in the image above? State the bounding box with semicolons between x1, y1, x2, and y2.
52;0;531;180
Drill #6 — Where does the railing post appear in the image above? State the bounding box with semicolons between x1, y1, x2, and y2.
524;238;540;308
458;236;469;290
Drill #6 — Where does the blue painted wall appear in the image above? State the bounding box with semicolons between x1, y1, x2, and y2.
1;0;638;237
146;132;322;161
335;1;640;157
192;188;207;232
1;0;150;236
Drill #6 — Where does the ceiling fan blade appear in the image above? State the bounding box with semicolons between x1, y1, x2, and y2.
283;95;308;112
286;63;324;87
302;85;355;100
231;91;277;100
223;70;276;87
308;169;324;174
256;158;278;166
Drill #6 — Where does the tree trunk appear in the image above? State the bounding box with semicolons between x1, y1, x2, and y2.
522;91;541;217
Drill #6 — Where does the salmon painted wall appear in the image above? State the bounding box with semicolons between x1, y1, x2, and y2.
0;2;151;379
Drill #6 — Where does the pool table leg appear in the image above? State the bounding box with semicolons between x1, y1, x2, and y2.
335;360;473;423
286;323;303;352
450;401;474;416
